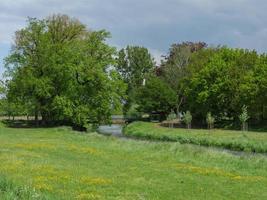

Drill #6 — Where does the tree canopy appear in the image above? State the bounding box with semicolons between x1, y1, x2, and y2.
4;14;126;129
116;46;155;114
2;15;267;129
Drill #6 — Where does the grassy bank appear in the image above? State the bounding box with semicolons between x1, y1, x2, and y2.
0;123;267;199
124;122;267;153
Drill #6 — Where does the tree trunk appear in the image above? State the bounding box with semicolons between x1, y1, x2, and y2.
176;96;184;121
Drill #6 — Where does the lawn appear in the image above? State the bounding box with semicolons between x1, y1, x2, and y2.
124;122;267;153
0;123;267;199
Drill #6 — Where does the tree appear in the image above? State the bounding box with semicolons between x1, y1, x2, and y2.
167;110;177;128
4;14;126;129
183;111;192;129
116;46;155;114
239;105;249;131
206;112;215;129
134;75;176;118
184;47;264;126
160;42;207;119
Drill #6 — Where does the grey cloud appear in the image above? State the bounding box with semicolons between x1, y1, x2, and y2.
1;0;267;68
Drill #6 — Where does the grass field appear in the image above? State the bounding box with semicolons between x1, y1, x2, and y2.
124;122;267;153
0;123;267;199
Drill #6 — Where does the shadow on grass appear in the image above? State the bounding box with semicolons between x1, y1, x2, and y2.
2;119;88;132
2;119;88;131
2;119;61;128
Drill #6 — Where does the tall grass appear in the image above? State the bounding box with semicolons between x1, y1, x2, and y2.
124;122;267;153
0;176;46;200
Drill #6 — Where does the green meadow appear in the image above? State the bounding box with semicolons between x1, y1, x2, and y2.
0;123;267;200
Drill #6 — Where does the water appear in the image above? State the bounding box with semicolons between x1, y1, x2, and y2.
98;124;123;137
98;125;266;157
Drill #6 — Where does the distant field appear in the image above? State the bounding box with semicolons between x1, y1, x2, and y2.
0;123;267;199
124;122;267;153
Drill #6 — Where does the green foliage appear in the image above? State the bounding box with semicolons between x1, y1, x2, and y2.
239;106;250;123
206;112;215;129
183;111;192;129
239;105;250;131
159;42;207;116
167;110;177;121
125;122;267;153
116;46;155;114
125;104;141;120
134;76;176;115
166;109;177;128
4;14;126;129
116;46;155;87
184;47;267;124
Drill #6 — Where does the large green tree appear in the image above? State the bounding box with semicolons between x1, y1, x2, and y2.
4;14;125;129
116;46;155;114
134;75;176;117
160;42;207;118
185;47;267;124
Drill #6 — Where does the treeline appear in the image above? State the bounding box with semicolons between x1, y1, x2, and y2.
1;14;267;129
121;43;267;128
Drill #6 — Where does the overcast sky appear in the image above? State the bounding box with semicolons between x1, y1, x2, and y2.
1;0;267;75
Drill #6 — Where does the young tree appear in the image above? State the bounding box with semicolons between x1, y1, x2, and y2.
167;110;177;128
206;112;215;129
239;105;250;131
183;111;192;129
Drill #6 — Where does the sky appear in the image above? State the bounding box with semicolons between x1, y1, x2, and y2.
1;0;267;75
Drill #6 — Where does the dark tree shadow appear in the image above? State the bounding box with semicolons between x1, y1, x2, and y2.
2;120;71;129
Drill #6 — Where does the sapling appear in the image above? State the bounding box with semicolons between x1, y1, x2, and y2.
183;111;192;129
167;110;177;128
206;112;215;130
239;105;249;131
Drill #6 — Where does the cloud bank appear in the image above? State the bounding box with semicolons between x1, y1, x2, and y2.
1;0;267;71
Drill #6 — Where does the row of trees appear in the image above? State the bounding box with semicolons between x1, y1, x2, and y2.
168;107;248;131
119;42;267;128
2;14;266;130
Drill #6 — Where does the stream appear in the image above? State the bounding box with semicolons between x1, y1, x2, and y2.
98;124;123;137
97;125;266;157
